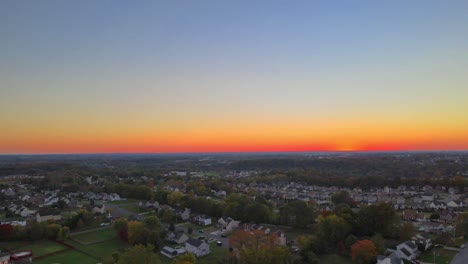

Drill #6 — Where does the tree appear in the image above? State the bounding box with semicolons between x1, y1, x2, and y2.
351;240;377;264
128;221;146;245
370;233;386;254
30;222;46;240
229;230;290;264
161;209;176;224
47;223;61;239
0;224;14;240
316;214;350;253
144;216;162;230
399;222;415;241
172;252;196;264
331;191;354;207
58;226;70;240
167;191;184;206
117;244;160;264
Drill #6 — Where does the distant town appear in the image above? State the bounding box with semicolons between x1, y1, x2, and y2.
0;152;467;264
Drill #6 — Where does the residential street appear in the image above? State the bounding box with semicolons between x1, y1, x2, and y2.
451;247;468;264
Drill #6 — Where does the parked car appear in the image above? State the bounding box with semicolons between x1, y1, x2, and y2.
460;244;466;249
216;241;222;247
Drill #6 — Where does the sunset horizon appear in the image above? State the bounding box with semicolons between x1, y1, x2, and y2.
2;1;467;155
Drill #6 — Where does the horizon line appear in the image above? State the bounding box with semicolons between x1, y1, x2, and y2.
1;149;467;156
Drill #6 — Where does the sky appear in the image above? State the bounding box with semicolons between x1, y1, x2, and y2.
1;0;468;154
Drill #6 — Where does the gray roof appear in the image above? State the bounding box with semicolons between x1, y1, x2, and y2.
186;238;204;247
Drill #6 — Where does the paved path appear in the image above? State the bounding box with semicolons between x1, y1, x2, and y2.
451;247;468;264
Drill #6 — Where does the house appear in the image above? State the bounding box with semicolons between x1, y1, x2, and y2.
192;215;212;226
17;206;36;217
92;204;106;214
109;193;122;201
439;210;457;223
421;193;434;202
420;222;445;233
160;246;186;258
185;239;210;257
166;232;189;244
271;230;287;246
412;233;432;251
376;252;403;264
177;208;191;221
217;217;240;232
402;209;425;222
36;212;61;223
395;241;420;261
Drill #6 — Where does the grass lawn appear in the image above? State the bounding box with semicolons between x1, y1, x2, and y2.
35;250;98;264
319;254;353;264
17;240;67;257
420;248;457;264
0;241;30;250
200;244;228;263
66;238;128;260
120;203;148;213
71;227;116;244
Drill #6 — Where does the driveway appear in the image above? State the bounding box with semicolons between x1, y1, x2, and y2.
451;246;468;264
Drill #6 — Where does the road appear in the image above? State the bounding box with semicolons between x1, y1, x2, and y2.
451;246;468;264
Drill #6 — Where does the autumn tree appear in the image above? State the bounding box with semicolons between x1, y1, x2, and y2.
113;218;129;242
229;230;290;264
117;244;160;264
128;221;146;245
351;240;377;264
399;222;415;241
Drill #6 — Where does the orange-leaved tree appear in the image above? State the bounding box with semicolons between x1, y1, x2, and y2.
350;239;377;264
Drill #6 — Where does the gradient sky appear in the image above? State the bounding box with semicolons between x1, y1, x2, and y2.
1;0;468;154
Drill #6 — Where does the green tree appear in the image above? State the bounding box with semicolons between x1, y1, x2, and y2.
316;214;350;253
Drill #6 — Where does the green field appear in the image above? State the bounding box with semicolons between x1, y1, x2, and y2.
71;227;116;244
420;248;457;264
120;203;148;213
67;238;127;260
35;250;98;264
17;240;67;257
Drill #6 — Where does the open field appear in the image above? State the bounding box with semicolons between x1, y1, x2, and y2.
66;238;127;260
71;227;116;244
17;240;68;257
35;250;98;264
120;203;148;213
420;248;457;264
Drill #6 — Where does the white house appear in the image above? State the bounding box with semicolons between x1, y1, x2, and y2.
193;215;212;226
160;246;186;258
109;193;121;201
185;239;210;257
177;208;191;221
376;252;403;264
217;217;240;231
166;232;189;244
395;241;420;261
92;204;106;214
412;233;432;251
36;213;61;223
